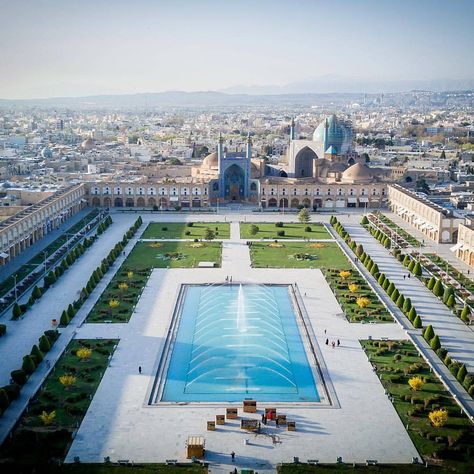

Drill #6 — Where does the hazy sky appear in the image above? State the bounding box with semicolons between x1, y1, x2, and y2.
1;0;473;99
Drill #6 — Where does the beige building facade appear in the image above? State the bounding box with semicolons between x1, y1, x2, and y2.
388;184;463;243
0;184;87;265
453;219;474;268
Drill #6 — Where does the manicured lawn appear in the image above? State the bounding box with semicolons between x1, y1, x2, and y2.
142;222;230;239
87;241;222;323
127;241;222;269
279;464;457;473
240;222;330;239
361;340;474;470
324;268;392;323
249;242;348;269
57;465;206;474
0;339;117;465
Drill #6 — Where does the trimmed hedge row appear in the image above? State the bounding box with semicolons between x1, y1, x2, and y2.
59;216;142;327
11;215;113;320
331;215;474;400
0;216;143;418
0;329;59;417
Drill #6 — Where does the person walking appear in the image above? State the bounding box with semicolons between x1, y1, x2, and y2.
337;339;340;347
138;366;142;374
275;417;279;427
325;338;329;345
231;451;235;462
331;341;335;349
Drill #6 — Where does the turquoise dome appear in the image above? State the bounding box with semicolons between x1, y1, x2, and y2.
312;115;352;154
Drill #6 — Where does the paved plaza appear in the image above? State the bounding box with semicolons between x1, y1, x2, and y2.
66;214;419;470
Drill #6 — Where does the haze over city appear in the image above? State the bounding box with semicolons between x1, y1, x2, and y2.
1;0;474;99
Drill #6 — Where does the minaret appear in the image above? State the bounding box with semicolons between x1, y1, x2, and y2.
217;132;224;173
290;118;295;141
323;118;329;154
246;132;252;160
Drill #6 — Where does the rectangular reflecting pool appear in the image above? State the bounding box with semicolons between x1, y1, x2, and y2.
152;284;324;403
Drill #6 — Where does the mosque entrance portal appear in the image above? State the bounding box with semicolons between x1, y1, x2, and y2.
224;164;245;202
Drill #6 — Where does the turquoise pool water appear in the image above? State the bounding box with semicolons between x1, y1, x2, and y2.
161;284;320;402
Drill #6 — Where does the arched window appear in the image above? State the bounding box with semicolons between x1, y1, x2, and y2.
250;182;257;191
212;182;219;191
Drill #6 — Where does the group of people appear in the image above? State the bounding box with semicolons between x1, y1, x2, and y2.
324;329;340;348
225;276;233;283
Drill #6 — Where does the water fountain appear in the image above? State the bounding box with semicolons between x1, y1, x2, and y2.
236;284;247;333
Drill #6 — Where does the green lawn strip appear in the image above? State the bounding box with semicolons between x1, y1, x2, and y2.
249;241;348;269
323;268;392;323
86;241;222;323
240;222;330;240
0;209;99;296
279;463;470;473
37;464;207;474
378;214;422;247
142;222;230;239
361;340;473;469
0;339;117;466
423;253;474;297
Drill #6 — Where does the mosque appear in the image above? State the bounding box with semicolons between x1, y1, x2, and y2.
87;115;391;210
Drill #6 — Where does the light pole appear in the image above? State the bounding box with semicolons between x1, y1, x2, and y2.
13;274;18;304
43;250;47;278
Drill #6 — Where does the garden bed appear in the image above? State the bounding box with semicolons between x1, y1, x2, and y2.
240;222;330;240
142;222;230;239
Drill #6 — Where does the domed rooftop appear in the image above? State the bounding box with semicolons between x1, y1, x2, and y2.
41;146;53;159
328;161;347;173
341;162;373;183
312;114;353;155
81;138;94;150
202;151;218;168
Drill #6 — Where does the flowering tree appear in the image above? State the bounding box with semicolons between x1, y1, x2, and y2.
348;283;359;293
39;410;56;426
76;348;92;360
429;408;448;427
356;297;370;308
59;374;76;389
408;376;424;391
339;270;351;280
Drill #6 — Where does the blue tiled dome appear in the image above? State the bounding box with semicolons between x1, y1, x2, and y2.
312;115;353;155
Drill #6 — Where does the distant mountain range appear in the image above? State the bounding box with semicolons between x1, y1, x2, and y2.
220;75;474;95
0;76;472;108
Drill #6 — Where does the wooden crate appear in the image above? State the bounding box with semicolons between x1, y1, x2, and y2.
186;436;205;459
241;419;258;431
277;414;287;425
226;408;238;419
207;421;216;431
216;415;225;425
243;400;257;413
287;421;296;431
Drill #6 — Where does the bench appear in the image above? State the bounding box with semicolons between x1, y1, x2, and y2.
307;459;319;465
366;460;378;466
166;460;178;465
117;460;130;465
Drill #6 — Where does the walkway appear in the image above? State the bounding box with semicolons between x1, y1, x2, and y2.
0;208;91;283
328;223;474;418
0;215;140;444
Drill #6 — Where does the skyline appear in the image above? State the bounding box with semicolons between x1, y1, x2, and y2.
1;0;474;99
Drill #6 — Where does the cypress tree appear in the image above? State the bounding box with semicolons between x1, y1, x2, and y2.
403;297;412;313
366;260;374;272
67;304;75;319
22;355;36;375
408;260;415;272
39;334;51;352
408;307;417;322
446;294;455;308
60;310;69;326
427;277;436;290
387;282;395;296
382;279;391;291
371;263;379;276
413;315;422;329
413;262;422;277
433;279;444;297
402;255;411;266
360;215;369;225
391;288;400;302
356;244;364;257
423;325;434;341
378;273;386;285
460;305;471;323
12;303;22;320
30;344;44;363
457;364;467;383
430;335;440;351
396;294;405;309
32;286;42;300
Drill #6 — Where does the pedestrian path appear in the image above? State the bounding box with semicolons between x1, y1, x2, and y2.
327;223;474;419
0;215;140;445
0;208;91;283
222;221;251;270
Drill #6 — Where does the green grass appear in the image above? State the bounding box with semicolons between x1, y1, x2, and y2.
86;241;222;322
0;339;117;466
142;222;230;239
377;214;422;247
324;268;392;323
361;340;473;470
279;464;471;473
249;241;348;269
0;209;99;297
240;222;330;239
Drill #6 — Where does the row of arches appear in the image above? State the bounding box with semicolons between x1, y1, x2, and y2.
90;196;204;208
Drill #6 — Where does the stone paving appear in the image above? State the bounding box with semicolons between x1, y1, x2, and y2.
0;214;139;444
66;217;419;470
344;223;474;372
